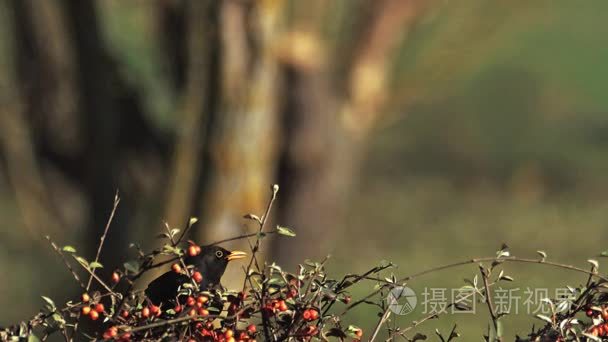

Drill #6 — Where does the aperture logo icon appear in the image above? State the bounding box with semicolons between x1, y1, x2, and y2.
387;286;417;315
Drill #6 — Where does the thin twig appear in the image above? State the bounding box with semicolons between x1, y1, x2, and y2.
241;184;279;342
45;236;86;290
73;255;121;299
341;256;608;315
369;305;392;342
86;191;120;290
479;265;499;341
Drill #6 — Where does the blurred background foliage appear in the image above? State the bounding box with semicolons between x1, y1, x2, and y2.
1;0;608;340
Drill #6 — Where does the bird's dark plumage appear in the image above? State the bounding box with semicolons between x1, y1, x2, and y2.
145;246;246;305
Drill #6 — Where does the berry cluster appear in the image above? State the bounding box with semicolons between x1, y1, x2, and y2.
60;240;366;341
585;306;608;337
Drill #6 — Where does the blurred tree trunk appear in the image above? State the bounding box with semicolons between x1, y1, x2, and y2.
272;0;427;267
1;0;78;240
197;0;283;242
162;0;217;229
4;0;170;271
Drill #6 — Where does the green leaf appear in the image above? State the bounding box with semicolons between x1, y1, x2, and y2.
535;314;553;324
89;261;103;269
62;246;76;253
601;250;608;257
41;296;56;311
276;225;296;237
346;325;362;338
74;256;89;268
28;334;41;342
123;261;140;274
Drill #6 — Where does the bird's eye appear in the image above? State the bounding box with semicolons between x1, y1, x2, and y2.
215;250;223;258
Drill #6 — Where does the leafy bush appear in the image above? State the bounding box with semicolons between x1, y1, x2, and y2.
2;186;608;341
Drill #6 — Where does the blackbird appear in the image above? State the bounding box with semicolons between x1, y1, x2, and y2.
145;246;246;305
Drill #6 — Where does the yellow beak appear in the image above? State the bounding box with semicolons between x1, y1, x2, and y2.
226;250;247;261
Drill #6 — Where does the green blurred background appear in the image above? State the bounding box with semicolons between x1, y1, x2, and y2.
1;0;608;340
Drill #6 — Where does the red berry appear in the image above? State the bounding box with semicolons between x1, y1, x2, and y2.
89;310;99;321
150;305;161;316
278;300;288;312
192;271;203;283
105;327;118;338
141;307;150;318
120;310;129;318
587;309;595;317
309;309;319;320
171;263;182;273
95;303;105;313
81;306;91;315
120;332;131;341
302;309;312;320
111;272;120;283
247;324;257;334
174;305;182;313
81;293;90;302
186;296;196;306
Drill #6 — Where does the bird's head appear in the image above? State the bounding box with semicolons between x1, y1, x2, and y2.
185;246;247;286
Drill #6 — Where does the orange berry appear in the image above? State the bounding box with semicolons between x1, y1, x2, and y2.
197;295;208;304
302;309;312;320
187;245;199;257
186;296;196;306
81;306;91;315
89;310;99;321
111;272;120;283
225;329;234;338
278;300;288;312
171;263;182;273
81;293;90;302
95;303;105;313
226;337;235;342
192;271;203;283
309;309;319;320
354;328;363;338
141;306;150;318
198;308;209;317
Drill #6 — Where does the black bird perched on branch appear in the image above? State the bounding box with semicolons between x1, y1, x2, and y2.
145;246;247;305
